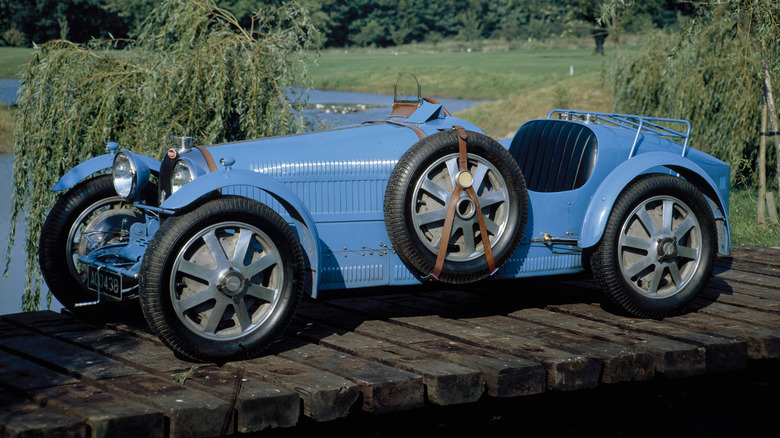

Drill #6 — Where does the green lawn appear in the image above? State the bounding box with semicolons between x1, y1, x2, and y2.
312;47;609;101
0;47;33;78
729;189;780;247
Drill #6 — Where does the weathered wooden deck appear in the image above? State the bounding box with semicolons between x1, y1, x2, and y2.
1;245;779;437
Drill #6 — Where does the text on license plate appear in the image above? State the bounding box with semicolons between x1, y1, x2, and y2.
87;267;123;298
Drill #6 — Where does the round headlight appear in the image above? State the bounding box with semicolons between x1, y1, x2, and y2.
113;152;134;198
112;151;150;200
171;159;195;194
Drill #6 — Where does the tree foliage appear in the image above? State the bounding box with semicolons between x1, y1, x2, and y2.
1;0;693;49
5;0;318;311
608;2;779;186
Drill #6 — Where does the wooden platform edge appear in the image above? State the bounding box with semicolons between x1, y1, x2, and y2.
1;246;779;438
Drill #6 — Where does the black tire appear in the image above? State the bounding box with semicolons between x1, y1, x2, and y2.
39;175;154;318
385;129;528;283
139;196;305;363
590;174;717;319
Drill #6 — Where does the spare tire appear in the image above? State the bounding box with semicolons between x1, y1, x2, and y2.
384;128;528;283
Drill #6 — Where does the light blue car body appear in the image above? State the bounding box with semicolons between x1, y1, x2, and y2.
54;100;731;300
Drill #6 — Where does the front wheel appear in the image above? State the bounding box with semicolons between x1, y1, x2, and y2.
139;197;305;363
590;175;716;319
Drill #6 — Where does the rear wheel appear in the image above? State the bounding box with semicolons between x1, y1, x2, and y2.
591;175;716;318
139;196;304;363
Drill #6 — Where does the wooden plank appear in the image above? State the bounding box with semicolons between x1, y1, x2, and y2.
275;341;425;414
0;332;144;381
31;384;164;438
3;312;299;435
355;319;545;398
176;367;299;434
691;299;780;328
288;312;484;406
0;348;79;391
459;314;657;383
360;292;655;384
297;301;546;398
323;295;603;391
713;266;780;291
707;277;780;302
57;328;193;374
730;246;780;266
3;311;191;374
0;348;163;438
547;303;749;374
239;354;360;422
508;307;704;378
99;374;232;438
701;286;780;313
715;254;780;277
666;311;780;360
2;311;99;334
0;389;85;438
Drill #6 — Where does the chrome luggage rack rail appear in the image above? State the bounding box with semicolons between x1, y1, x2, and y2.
548;109;691;158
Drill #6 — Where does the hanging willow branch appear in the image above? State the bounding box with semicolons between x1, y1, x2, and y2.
606;12;772;185
5;0;319;311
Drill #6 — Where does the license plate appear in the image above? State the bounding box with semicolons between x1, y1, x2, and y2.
87;267;123;299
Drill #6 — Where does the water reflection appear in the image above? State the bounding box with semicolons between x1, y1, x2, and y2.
301;88;480;128
0;80;480;126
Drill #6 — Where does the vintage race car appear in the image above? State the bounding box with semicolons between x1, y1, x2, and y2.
40;75;731;363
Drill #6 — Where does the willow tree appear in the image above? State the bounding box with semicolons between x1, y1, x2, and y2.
5;0;319;311
607;2;778;192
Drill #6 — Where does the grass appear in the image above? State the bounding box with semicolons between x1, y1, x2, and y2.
0;47;33;78
729;188;780;247
312;46;609;101
456;75;613;139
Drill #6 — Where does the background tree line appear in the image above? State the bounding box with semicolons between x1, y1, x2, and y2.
1;0;692;50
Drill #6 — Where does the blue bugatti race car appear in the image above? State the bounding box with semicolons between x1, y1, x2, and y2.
40;75;731;362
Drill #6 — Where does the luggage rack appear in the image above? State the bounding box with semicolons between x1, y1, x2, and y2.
548;109;691;158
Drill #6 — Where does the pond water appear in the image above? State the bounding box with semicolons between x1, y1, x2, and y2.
0;78;20;105
0;79;480;127
0;83;481;315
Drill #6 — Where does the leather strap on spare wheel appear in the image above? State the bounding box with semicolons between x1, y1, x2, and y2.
428;126;496;280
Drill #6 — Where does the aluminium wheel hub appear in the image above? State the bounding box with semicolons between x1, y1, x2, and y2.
657;237;678;261
456;197;476;220
217;268;248;297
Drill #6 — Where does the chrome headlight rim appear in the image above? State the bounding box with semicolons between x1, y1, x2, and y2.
112;150;150;200
170;158;198;195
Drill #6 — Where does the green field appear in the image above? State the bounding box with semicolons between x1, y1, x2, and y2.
312;47;609;101
0;47;32;78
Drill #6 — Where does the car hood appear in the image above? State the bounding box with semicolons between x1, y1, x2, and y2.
204;114;481;180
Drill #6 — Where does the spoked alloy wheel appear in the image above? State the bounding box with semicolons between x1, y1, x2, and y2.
619;195;703;299
591;175;716;319
172;221;286;341
385;129;527;283
411;152;511;262
140;196;304;363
